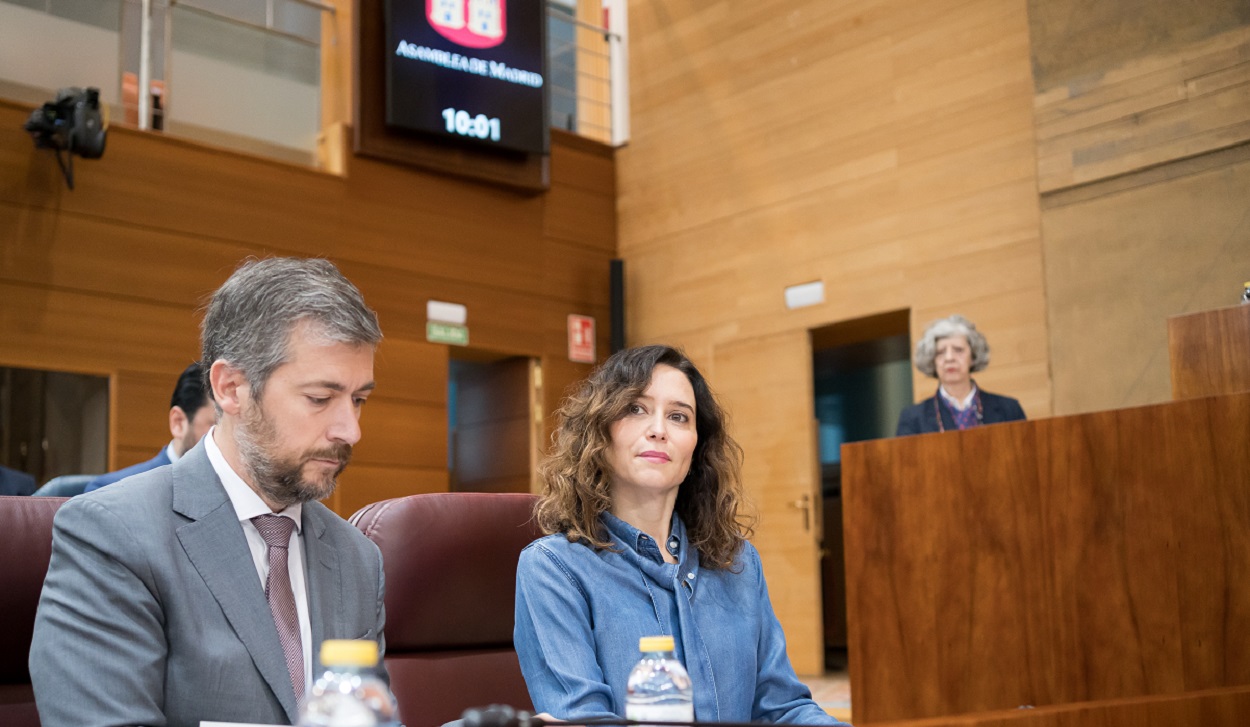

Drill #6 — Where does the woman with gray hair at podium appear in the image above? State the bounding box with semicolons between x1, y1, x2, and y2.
895;314;1026;436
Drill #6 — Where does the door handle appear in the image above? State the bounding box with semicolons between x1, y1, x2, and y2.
788;493;811;531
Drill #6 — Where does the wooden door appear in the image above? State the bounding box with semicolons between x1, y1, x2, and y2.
451;357;534;493
713;330;824;675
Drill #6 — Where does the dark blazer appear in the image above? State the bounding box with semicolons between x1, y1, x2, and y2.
895;389;1026;436
81;446;172;493
29;440;386;727
0;464;36;496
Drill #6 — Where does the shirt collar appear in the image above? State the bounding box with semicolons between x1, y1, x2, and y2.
601;511;685;559
601;511;700;592
165;440;181;464
938;383;978;411
205;425;302;531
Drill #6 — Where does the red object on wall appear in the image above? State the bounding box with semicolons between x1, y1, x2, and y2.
567;314;596;363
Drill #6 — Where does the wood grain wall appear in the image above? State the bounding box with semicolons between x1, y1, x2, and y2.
0;99;616;516
1040;146;1250;415
1034;25;1250;193
1026;0;1250;93
1030;8;1250;415
617;0;1051;673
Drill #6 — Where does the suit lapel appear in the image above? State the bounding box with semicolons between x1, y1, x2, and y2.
981;393;1002;423
303;502;341;668
171;445;301;724
931;397;956;433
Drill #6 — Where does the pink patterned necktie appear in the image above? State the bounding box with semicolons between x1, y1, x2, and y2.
251;514;304;702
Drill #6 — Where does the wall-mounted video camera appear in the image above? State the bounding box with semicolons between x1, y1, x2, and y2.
24;87;109;189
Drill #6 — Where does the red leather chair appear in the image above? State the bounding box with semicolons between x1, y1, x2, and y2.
0;496;68;727
351;492;543;727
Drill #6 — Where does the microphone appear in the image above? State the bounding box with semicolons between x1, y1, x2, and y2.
462;704;547;727
460;704;765;727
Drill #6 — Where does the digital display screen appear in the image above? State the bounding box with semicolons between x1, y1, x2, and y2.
385;0;549;155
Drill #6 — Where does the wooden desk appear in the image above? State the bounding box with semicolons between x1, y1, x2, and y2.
841;391;1250;724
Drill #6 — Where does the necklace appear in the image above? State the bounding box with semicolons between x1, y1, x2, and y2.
935;384;982;432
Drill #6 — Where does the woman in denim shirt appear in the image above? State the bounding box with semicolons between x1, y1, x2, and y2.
515;345;848;725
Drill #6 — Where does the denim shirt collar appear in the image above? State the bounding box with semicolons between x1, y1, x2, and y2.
601;511;701;596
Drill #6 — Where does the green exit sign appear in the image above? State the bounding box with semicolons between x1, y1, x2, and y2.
426;321;469;346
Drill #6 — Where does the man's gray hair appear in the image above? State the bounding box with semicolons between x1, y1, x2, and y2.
201;257;382;404
913;314;990;377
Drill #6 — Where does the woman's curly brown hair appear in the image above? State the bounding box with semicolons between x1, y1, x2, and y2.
534;345;755;570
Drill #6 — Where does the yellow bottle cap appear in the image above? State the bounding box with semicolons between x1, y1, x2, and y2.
319;639;379;668
639;635;675;652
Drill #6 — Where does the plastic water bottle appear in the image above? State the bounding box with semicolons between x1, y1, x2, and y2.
625;635;693;725
298;639;400;727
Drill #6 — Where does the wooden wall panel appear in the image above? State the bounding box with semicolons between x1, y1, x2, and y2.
1035;26;1250;192
337;156;548;295
111;370;196;466
841;392;1250;722
619;0;1050;670
713;331;824;675
3;133;347;257
1027;0;1250;93
0;207;255;305
549;139;617;201
372;338;448;406
544;185;618;255
620;0;1048;385
542;239;614;309
0;283;201;376
1041;146;1250;415
330;464;449;520
1;97;615;513
351;399;446;470
1029;12;1250;417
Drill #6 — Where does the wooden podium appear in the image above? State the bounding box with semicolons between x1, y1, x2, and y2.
1168;304;1250;399
840;306;1250;726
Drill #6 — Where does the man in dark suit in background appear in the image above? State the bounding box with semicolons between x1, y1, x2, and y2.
30;257;387;727
82;362;215;493
0;464;36;496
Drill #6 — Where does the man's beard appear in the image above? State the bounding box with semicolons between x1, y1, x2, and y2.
235;400;352;508
179;424;200;454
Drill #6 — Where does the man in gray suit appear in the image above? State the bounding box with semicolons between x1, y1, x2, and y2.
30;258;387;727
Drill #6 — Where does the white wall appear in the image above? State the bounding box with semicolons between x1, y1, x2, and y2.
0;4;120;104
167;49;319;153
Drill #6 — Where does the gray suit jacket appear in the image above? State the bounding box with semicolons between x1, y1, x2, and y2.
29;441;386;727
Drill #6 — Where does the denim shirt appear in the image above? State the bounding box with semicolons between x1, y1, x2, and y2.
514;512;846;725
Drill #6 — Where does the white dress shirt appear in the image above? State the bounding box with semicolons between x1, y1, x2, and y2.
204;426;313;696
938;383;978;411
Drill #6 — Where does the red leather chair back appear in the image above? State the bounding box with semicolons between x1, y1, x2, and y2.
352;492;543;727
0;496;68;727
